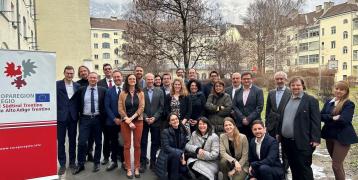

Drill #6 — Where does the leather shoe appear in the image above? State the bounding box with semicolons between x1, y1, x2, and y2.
72;166;85;175
126;171;134;179
58;166;66;175
134;169;141;178
101;158;109;165
93;164;100;172
106;162;118;171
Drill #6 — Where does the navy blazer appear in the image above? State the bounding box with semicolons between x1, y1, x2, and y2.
56;80;80;122
232;85;264;127
104;86;121;126
248;134;282;169
321;99;358;145
75;86;107;121
98;78;111;89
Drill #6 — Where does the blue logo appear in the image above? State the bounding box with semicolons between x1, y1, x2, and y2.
35;93;50;102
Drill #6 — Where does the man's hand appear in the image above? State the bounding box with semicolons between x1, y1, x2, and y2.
114;118;121;125
310;142;320;148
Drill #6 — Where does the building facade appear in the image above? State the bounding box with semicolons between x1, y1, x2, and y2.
0;0;36;50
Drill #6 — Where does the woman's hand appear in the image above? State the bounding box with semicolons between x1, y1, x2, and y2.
234;161;242;172
332;115;340;121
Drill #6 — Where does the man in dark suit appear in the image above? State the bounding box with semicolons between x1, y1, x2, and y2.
249;120;284;180
161;73;172;96
280;77;320;180
73;72;107;174
232;72;264;140
56;66;80;175
140;73;164;172
203;70;220;98
135;65;146;88
104;70;124;171
225;72;241;100
265;71;291;178
97;63;113;165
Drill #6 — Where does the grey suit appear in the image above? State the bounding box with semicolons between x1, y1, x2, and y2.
141;87;164;164
265;87;291;137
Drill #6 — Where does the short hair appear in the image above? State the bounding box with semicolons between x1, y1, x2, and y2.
162;73;171;79
63;65;74;73
176;68;185;73
241;72;252;78
103;63;112;70
289;76;306;90
77;65;89;78
274;71;287;79
154;74;162;79
88;71;98;76
135;65;143;70
112;70;122;75
212;80;225;95
186;79;202;93
189;68;196;73
209;70;218;77
145;73;154;80
251;120;264;129
231;72;241;78
196;116;213;136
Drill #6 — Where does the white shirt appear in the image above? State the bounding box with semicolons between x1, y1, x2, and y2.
232;85;241;99
65;81;74;99
255;134;265;159
242;84;252;105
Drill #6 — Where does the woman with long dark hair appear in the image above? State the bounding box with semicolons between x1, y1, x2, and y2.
118;74;145;179
155;113;189;180
321;81;358;180
185;117;220;180
220;117;249;180
187;79;206;132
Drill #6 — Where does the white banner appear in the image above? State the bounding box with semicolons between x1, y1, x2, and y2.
0;50;57;124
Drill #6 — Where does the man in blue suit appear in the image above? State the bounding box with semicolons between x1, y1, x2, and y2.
249;120;284;180
104;70;124;171
56;66;80;175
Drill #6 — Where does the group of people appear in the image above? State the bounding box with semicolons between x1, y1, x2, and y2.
57;64;358;180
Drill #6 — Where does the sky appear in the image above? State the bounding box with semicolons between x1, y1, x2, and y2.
91;0;347;24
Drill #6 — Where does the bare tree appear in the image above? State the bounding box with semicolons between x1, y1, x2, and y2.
242;0;305;73
123;0;223;73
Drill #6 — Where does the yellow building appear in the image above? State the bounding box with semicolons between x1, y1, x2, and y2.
319;1;358;80
0;0;36;50
35;0;92;80
90;17;127;78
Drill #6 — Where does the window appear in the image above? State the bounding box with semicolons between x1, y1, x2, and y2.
94;43;98;49
0;0;6;11
114;32;118;35
94;54;98;59
93;33;98;38
322;28;324;36
295;46;298;53
23;17;27;38
102;42;110;49
114;39;118;44
299;43;308;52
354;20;358;29
343;75;347;80
343;31;348;39
114;60;119;64
343;62;347;70
343;46;348;54
300;30;308;39
331;41;336;49
331;26;336;34
343;19;348;24
354;50;358;60
309;30;319;38
11;2;15;20
295;34;298;40
95;64;99;70
103;53;110;59
330;55;336;61
321;42;325;50
354;35;358;45
322;56;324;64
299;55;308;64
309;54;319;64
308;41;319;51
102;33;110;38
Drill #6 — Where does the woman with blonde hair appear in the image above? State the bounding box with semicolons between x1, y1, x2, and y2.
164;78;192;133
219;117;249;180
321;80;358;180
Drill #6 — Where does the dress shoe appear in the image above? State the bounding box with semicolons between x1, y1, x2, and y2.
134;169;141;178
106;162;118;171
101;158;109;165
69;163;76;169
58;166;66;175
72;166;85;175
139;161;146;173
149;161;155;171
87;153;94;162
126;170;134;179
93;164;100;172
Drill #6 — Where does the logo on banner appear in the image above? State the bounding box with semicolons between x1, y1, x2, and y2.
4;59;37;89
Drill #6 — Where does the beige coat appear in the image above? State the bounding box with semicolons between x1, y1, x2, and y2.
118;91;145;121
219;133;249;172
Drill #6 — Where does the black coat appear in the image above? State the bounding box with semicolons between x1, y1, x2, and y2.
75;86;107;121
164;94;192;121
321;99;358;145
190;92;206;120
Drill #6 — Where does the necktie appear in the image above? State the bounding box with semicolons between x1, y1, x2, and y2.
91;88;95;113
109;80;113;88
117;86;121;99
